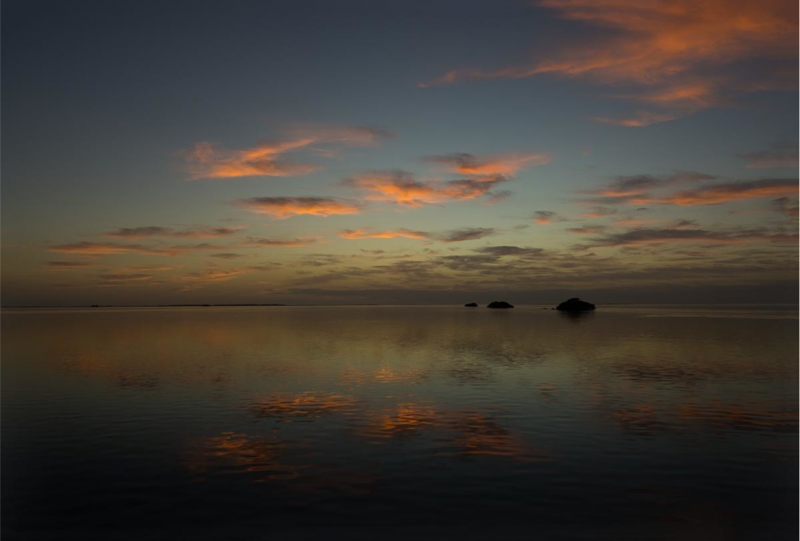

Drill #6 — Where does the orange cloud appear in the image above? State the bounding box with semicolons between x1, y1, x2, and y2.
236;197;362;219
420;0;798;125
187;140;319;179
346;170;505;207
185;126;392;180
425;152;551;176
636;179;799;206
339;227;495;243
339;228;430;240
593;111;680;127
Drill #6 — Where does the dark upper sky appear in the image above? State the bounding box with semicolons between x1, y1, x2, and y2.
3;0;798;305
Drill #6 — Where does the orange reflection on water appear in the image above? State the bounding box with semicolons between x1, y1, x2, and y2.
447;412;542;460
677;402;798;430
250;391;359;422
361;402;441;440
340;366;428;386
186;432;304;481
359;402;551;462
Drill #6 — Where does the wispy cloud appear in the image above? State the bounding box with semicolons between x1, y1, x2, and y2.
738;143;799;169
339;228;430;240
581;206;618;218
45;260;99;270
567;226;607;234
97;273;154;283
586;227;798;247
533;210;567;224
185;126;393;180
236;197;362;219
345;170;505;207
49;242;166;256
243;236;320;247
773;197;799;217
637;179;799;206
210;253;247;259
339;227;495;243
49;241;229;257
424;152;551;176
583;171;714;199
473;246;544;257
420;0;798;125
438;228;496;243
106;226;244;239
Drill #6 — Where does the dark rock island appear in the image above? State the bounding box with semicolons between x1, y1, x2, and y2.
555;298;596;311
487;301;514;309
464;302;479;307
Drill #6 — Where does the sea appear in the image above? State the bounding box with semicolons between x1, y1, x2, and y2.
2;305;798;540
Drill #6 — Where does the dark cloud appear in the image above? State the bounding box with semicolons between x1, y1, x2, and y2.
45;260;98;269
773;197;799;217
97;273;154;283
210;253;246;259
473;246;545;257
639;179;799;206
244;236;319;247
436;228;496;243
106;226;243;239
533;210;567;224
587;227;798;247
738;143;799;169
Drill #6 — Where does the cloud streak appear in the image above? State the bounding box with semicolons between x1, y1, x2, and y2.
420;0;798;125
424;152;551;176
637;179;799;206
236;197;363;219
586;227;798;247
533;210;567;225
339;228;430;240
738;144;799;169
106;226;244;239
244;236;320;247
339;227;496;243
185;126;393;180
345;170;506;207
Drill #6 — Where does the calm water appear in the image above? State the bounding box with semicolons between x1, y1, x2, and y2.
3;305;798;540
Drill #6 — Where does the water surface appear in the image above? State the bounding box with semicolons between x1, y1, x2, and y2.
3;305;797;540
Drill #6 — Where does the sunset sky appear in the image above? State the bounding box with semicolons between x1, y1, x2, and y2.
3;0;798;306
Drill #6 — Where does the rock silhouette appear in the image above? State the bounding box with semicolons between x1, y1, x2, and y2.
464;302;479;307
487;301;514;309
555;298;596;311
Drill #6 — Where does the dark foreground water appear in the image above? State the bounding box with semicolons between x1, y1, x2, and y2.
3;305;798;541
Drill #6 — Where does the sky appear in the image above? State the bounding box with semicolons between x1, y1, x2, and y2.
2;0;798;306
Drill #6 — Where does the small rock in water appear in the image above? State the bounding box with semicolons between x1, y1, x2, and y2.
464;302;479;307
555;298;596;311
487;301;514;309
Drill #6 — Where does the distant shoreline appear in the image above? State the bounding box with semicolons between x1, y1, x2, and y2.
3;303;798;309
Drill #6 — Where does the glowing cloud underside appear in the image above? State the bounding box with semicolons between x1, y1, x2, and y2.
236;197;363;219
